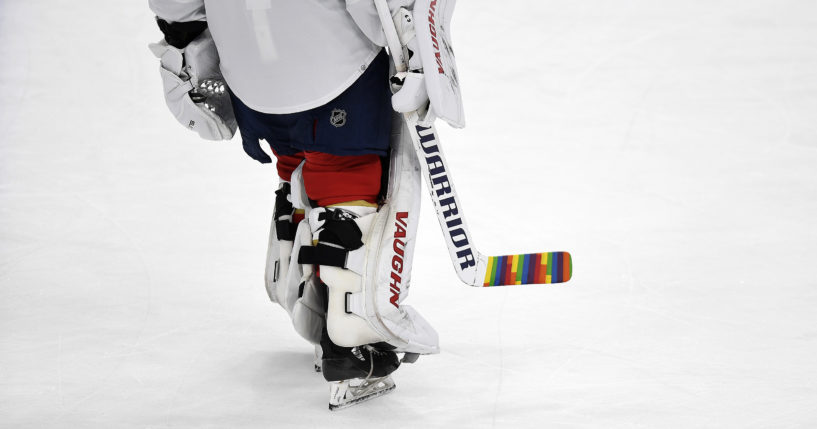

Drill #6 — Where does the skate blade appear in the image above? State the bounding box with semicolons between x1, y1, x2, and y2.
328;379;396;411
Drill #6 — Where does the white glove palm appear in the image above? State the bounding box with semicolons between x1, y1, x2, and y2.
389;8;431;116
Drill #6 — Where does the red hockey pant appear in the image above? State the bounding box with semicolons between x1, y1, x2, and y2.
274;150;382;207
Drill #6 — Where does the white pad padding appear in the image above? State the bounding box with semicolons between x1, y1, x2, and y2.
343;114;440;354
286;221;314;314
289;162;310;212
310;206;384;347
391;72;428;113
282;117;439;353
264;162;308;312
263;213;292;307
291;276;326;345
323;264;385;347
286;220;327;345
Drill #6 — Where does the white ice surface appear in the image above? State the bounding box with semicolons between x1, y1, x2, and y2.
2;1;817;427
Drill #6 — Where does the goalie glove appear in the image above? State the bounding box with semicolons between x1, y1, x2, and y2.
149;29;237;141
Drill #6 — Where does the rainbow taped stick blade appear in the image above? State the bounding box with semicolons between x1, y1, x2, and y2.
482;252;572;287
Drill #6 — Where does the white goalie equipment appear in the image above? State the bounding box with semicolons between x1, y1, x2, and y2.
344;114;439;355
412;0;464;129
265;114;439;355
263;0;467;356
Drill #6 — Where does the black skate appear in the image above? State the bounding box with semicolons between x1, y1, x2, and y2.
320;333;400;410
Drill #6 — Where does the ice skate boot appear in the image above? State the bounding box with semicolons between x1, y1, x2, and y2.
320;331;400;411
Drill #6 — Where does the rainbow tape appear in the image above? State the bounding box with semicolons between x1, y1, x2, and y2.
483;252;572;286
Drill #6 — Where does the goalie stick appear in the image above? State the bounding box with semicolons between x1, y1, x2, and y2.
374;0;572;287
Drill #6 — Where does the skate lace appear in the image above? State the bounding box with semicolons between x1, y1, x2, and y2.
365;347;375;380
363;345;387;381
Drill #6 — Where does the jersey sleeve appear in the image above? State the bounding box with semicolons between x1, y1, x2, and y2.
149;0;207;48
149;0;207;23
345;0;414;47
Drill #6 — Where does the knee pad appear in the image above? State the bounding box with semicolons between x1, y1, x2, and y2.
301;205;383;347
298;115;439;354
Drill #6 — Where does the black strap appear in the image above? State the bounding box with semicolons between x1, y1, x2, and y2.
316;210;364;250
274;183;293;217
274;183;296;241
275;220;297;241
298;245;347;268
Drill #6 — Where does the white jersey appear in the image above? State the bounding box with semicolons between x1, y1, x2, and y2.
149;0;412;114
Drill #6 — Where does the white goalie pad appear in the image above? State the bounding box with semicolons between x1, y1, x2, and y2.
285;214;326;345
282;116;438;353
290;273;326;345
413;0;465;128
284;219;315;314
263;205;292;308
344;114;440;355
264;162;310;314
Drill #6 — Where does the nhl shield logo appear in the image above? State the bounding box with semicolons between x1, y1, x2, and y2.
330;109;347;128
